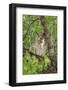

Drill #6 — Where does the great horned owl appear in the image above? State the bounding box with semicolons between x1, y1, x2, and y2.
31;34;48;57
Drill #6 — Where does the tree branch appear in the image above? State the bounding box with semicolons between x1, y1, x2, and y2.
23;47;43;59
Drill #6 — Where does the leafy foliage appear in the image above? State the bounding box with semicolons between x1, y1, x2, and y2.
23;51;51;74
23;15;57;75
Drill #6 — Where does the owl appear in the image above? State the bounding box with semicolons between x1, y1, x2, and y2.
32;35;48;57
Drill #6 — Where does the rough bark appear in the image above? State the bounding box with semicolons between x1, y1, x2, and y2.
39;16;55;67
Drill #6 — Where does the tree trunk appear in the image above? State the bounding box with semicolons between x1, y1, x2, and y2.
39;16;55;67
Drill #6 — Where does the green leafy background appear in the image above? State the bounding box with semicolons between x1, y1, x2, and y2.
23;15;57;75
